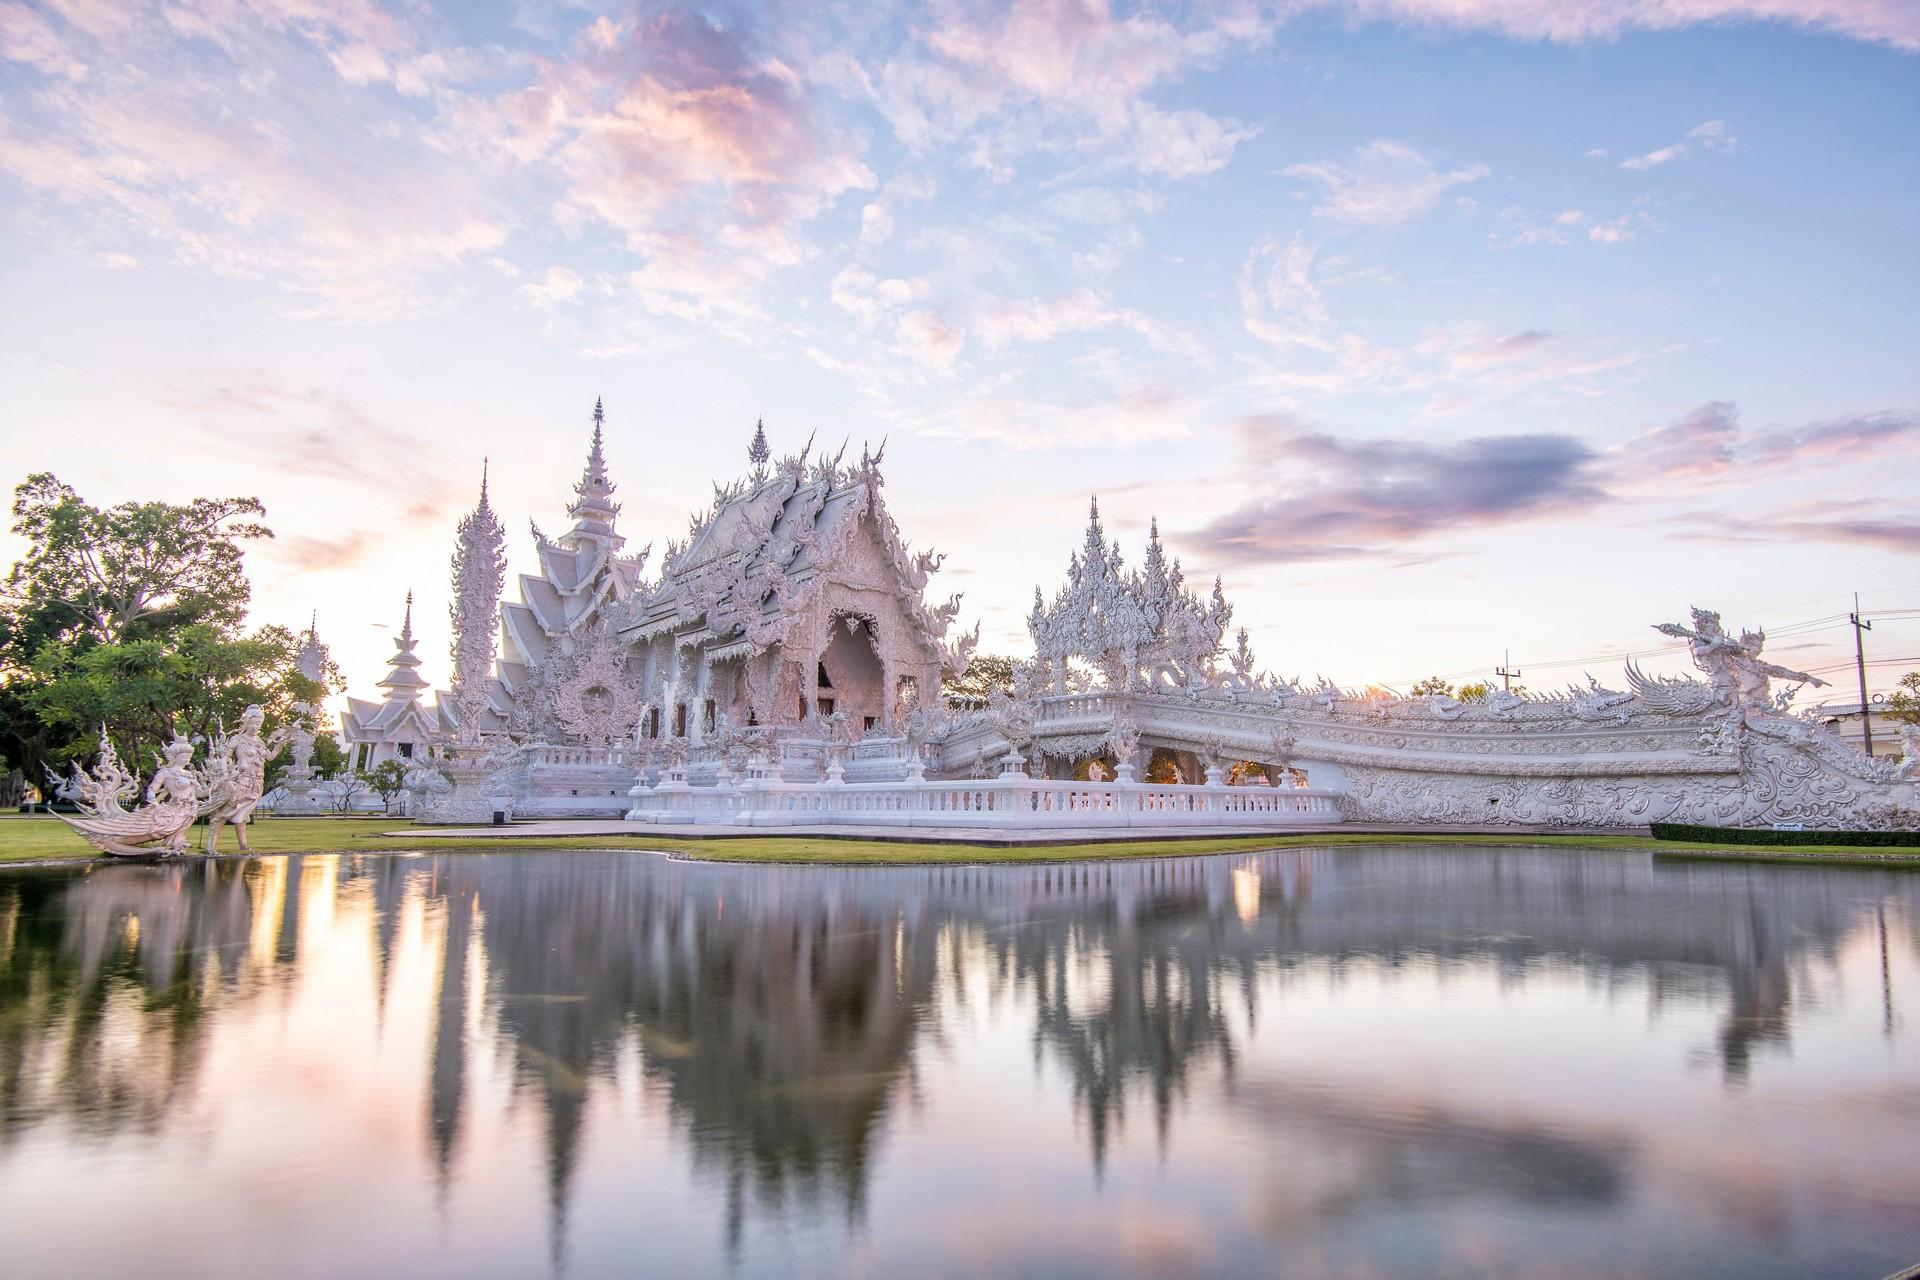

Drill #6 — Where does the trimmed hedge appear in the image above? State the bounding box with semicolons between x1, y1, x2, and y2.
1650;821;1920;848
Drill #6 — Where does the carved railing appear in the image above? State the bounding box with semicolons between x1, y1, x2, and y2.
522;744;634;769
1035;693;1117;721
628;774;1341;829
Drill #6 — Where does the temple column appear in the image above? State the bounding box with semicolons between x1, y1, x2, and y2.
691;652;708;744
802;642;820;725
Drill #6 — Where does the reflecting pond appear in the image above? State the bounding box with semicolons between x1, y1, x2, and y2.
1;847;1917;1278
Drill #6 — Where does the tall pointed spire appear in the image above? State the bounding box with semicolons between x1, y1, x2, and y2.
378;591;429;696
450;459;508;731
567;397;620;538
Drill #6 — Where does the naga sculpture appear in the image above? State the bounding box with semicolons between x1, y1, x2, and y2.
47;725;139;815
57;735;202;857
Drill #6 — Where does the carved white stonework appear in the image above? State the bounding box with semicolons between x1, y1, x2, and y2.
448;462;507;742
547;623;647;745
339;418;1914;833
277;615;331;814
55;736;202;857
203;705;293;852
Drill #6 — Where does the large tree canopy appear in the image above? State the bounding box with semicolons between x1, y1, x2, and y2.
7;472;271;646
1;473;330;788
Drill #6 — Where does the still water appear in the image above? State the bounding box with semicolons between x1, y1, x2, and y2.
1;847;1916;1279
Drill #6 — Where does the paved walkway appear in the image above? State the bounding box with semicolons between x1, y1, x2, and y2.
383;820;1645;847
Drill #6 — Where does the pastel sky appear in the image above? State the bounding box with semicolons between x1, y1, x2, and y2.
3;0;1917;710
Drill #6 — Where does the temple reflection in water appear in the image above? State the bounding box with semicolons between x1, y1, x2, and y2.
1;847;1915;1278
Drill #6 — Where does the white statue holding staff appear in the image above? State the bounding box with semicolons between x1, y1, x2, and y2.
202;704;293;853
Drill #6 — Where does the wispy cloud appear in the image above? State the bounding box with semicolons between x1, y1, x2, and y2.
879;0;1266;180
1669;504;1920;553
976;287;1198;355
1630;401;1919;480
1283;140;1488;229
1333;2;1920;52
1620;119;1738;170
0;2;506;320
1238;239;1663;414
164;379;465;525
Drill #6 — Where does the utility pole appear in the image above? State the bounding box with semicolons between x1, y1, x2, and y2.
1850;593;1874;755
1495;649;1521;694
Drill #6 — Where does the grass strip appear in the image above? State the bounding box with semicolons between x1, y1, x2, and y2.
2;814;1916;869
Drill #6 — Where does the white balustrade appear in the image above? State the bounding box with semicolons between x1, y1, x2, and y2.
626;774;1342;829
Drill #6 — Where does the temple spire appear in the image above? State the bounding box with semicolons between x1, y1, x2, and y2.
450;457;508;725
378;591;428;696
567;397;621;539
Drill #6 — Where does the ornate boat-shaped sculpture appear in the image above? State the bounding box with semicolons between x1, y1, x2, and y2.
57;736;202;858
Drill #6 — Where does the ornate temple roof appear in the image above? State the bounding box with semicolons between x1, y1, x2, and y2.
622;433;968;664
343;593;448;743
497;401;651;684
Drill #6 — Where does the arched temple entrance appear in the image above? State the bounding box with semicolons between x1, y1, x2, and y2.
819;612;886;734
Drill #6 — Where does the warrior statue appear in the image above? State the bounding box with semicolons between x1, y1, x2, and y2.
58;736;201;857
1654;608;1826;709
203;705;293;853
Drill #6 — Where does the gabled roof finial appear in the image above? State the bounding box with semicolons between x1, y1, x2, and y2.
748;417;771;471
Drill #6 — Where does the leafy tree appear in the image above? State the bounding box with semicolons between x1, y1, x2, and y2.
1885;671;1920;726
943;653;1018;704
0;473;323;783
1409;676;1455;698
7;473;269;645
1458;680;1525;701
366;759;411;810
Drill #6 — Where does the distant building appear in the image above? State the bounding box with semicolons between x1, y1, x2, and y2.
341;592;447;772
1813;700;1910;759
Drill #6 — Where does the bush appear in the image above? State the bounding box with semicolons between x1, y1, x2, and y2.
1649;822;1920;847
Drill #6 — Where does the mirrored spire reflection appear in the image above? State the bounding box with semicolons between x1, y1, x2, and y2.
0;847;1915;1278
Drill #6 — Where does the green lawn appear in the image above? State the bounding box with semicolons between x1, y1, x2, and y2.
1;813;1916;868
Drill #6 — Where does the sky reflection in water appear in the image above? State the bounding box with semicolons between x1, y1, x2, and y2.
1;847;1917;1279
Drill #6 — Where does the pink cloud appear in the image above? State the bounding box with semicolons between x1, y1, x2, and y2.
1631;402;1918;480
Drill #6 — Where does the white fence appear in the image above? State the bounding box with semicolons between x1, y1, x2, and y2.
628;774;1342;830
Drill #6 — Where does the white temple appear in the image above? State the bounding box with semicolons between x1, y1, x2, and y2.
347;399;1920;832
341;593;447;772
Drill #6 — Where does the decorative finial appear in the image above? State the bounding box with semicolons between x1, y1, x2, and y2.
593;396;604;425
402;591;414;639
748;417;771;470
480;457;490;504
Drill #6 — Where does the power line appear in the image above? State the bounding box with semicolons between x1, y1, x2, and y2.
1380;603;1920;690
